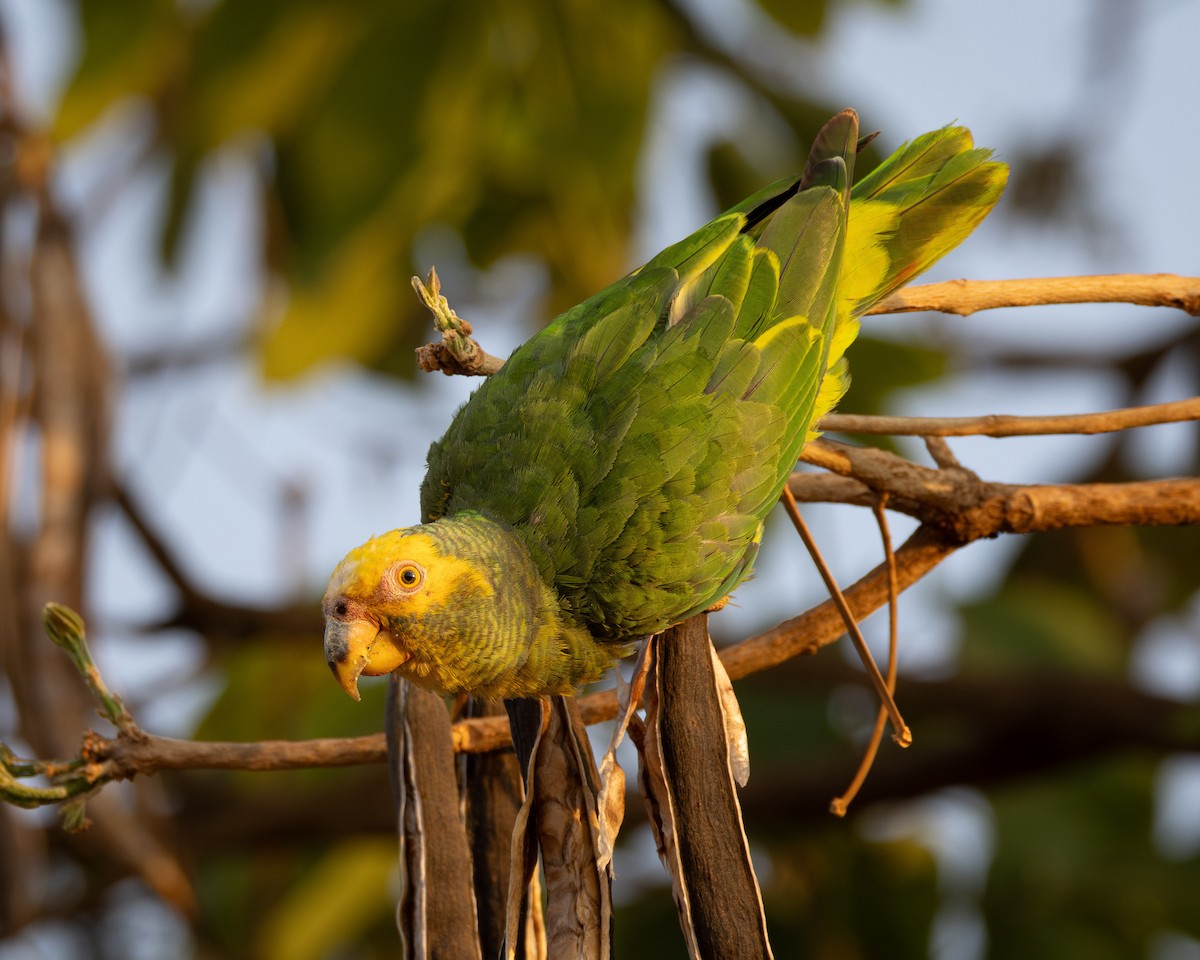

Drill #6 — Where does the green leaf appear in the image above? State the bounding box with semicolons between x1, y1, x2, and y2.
751;0;827;36
54;0;182;141
985;758;1200;959
252;839;398;960
959;576;1126;676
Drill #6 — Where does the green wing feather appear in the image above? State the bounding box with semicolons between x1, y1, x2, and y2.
811;124;1010;435
422;110;1006;642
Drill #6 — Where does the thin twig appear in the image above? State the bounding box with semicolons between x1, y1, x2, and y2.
779;487;911;747
923;436;960;469
5;463;1195;783
831;494;899;816
409;274;1200;381
820;397;1200;438
868;274;1200;317
42;604;141;737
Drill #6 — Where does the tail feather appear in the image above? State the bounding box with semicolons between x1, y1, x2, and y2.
800;108;858;193
752;110;860;454
811;120;1008;436
839;127;1008;321
643;112;1006;446
732;248;781;340
758;170;847;341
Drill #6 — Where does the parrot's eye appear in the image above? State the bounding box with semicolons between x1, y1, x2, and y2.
395;563;425;591
334;600;348;617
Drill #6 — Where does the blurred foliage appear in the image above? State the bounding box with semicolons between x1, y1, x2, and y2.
6;0;1196;957
960;575;1127;676
59;0;944;383
59;0;733;378
986;759;1200;958
617;828;939;958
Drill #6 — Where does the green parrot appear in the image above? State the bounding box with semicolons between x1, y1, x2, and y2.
323;109;1006;701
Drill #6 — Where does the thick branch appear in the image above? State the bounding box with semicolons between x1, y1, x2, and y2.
30;462;1198;775
2;80;196;909
798;440;1200;540
869;274;1200;317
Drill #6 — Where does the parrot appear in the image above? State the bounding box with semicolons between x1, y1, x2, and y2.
323;109;1007;702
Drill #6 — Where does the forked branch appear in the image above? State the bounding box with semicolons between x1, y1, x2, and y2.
4;274;1198;797
8;457;1191;795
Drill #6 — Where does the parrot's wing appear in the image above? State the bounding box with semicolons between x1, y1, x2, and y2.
422;111;1006;640
422;114;857;639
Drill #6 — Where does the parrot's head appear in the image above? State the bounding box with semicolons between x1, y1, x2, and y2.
321;517;546;699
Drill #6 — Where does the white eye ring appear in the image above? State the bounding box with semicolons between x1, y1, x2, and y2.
395;562;425;592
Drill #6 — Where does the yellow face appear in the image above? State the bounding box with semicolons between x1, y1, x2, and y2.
322;529;495;698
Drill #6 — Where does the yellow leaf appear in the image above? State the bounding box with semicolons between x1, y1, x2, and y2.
199;7;365;143
54;0;183;142
253;839;397;960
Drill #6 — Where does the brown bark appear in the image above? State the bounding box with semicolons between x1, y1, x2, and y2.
868;273;1200;317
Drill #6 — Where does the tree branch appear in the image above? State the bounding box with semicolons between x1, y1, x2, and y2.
411;273;1200;379
868;273;1200;317
819;397;1200;437
5;272;1199;796
413;268;506;376
39;457;1195;776
797;439;1200;540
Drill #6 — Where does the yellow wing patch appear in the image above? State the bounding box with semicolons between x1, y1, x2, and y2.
752;313;819;353
837;200;895;324
807;355;851;443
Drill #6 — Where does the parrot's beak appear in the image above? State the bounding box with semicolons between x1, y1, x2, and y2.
324;617;409;701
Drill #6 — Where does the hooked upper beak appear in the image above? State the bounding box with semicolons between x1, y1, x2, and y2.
324;617;409;701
